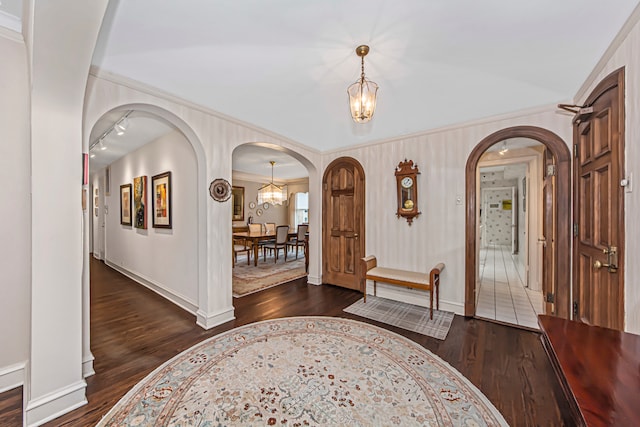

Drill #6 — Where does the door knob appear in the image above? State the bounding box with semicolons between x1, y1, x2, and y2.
593;260;611;269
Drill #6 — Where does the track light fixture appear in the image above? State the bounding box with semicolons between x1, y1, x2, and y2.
89;110;133;153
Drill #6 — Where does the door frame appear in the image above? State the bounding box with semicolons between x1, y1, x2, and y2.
465;126;572;318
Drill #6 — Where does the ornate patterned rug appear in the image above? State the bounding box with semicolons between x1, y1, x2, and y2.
233;254;307;297
97;317;508;426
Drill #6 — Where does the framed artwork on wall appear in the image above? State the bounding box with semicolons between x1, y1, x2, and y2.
133;175;147;229
152;171;172;229
231;186;244;221
105;167;111;196
120;184;132;225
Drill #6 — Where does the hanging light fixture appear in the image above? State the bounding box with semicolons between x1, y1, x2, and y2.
498;140;509;156
257;161;287;205
347;45;379;123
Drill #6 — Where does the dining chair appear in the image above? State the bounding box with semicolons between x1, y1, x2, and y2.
264;222;276;234
232;237;251;267
248;223;262;234
263;225;289;263
286;224;308;259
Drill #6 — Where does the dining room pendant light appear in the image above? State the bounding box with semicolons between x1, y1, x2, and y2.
347;45;379;123
257;161;287;205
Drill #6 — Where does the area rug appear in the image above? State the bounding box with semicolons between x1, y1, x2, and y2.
233;255;307;297
97;317;508;426
344;295;455;340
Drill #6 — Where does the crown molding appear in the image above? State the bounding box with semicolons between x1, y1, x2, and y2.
89;66;321;156
323;101;568;156
575;3;640;102
0;11;22;41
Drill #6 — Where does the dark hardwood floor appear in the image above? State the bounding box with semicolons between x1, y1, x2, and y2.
0;258;573;426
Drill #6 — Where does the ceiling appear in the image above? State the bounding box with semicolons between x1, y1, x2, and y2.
89;0;639;151
3;1;639;168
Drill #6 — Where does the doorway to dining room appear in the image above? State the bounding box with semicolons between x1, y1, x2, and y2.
231;143;313;297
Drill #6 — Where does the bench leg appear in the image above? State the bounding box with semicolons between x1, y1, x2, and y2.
374;280;377;297
430;285;433;320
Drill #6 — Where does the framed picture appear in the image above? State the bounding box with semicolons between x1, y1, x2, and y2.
120;184;132;225
133;175;147;229
152;171;172;229
231;186;244;221
105;167;111;196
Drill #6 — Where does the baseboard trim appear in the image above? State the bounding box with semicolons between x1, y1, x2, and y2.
0;362;25;393
82;353;95;378
25;380;87;427
196;307;235;330
105;261;198;315
307;275;322;285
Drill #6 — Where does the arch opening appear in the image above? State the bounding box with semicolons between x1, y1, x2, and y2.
465;126;571;320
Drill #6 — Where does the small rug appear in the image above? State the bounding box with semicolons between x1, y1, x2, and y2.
97;317;508;426
344;295;454;340
233;254;307;297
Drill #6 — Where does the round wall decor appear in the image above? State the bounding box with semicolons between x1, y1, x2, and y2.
209;178;231;202
256;208;263;217
249;201;256;209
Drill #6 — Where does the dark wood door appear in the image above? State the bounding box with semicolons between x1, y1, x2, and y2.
322;157;365;290
573;69;625;330
542;148;556;315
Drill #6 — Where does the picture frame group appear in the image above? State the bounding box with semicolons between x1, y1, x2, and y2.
120;171;172;229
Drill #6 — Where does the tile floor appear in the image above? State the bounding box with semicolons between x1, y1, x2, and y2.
476;244;543;329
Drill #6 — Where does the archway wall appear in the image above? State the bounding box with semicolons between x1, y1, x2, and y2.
96;129;199;309
83;70;322;328
322;107;572;314
573;7;640;333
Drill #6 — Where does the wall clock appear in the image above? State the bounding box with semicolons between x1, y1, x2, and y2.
395;159;421;225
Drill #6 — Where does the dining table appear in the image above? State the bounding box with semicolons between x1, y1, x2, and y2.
233;229;308;270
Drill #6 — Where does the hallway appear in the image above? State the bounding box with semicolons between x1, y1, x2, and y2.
476;244;543;329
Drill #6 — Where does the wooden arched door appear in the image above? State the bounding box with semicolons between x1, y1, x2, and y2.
322;157;365;290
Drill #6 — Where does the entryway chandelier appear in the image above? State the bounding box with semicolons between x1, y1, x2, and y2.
257;161;287;205
347;45;379;123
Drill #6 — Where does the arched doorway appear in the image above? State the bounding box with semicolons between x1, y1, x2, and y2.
82;104;208;375
322;157;365;290
465;126;571;319
230;143;314;297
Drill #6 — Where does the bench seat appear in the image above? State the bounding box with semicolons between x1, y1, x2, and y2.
361;256;444;319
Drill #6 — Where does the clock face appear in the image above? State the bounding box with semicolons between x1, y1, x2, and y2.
401;176;414;188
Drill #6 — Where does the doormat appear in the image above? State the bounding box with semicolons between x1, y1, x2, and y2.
343;295;454;340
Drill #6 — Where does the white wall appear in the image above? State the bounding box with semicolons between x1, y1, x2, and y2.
575;7;640;333
0;30;31;393
105;130;199;309
26;1;109;424
323;108;572;314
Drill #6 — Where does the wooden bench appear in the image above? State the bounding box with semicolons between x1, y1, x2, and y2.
360;255;444;319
